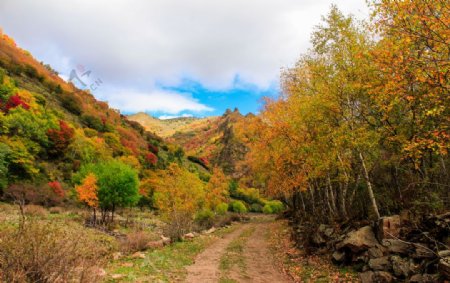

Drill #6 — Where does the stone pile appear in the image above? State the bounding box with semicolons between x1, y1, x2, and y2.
295;212;450;282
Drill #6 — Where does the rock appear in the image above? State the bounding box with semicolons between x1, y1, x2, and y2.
368;244;386;258
122;262;133;267
438;250;450;257
205;227;216;234
422;274;440;283
337;226;379;253
438;255;450;279
112;252;122;260
312;233;326;245
382;239;411;254
111;274;124;279
368;256;391;271
391;255;410;278
131;251;145;259
184;232;195;239
412;244;435;259
332;251;346;262
160;235;171;245
409;274;423;283
359;271;375;283
146;240;164;249
94;267;107;277
324;227;334;237
373;271;394;282
377;215;401;240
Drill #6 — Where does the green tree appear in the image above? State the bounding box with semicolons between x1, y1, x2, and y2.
73;160;140;222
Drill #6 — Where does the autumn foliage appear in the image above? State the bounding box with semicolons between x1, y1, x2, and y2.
46;120;75;156
75;173;99;208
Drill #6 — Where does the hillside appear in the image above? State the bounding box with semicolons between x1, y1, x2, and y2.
129;109;250;177
0;31;209;196
128;112;219;138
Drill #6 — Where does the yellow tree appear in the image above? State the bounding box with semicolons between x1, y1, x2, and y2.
205;167;229;210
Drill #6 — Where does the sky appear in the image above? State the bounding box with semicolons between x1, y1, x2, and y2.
0;0;369;118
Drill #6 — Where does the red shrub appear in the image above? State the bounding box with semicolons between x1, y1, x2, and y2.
145;152;158;166
46;120;75;156
4;94;30;112
48;181;65;198
148;143;159;154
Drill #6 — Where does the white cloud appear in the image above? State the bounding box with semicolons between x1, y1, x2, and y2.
0;0;369;92
96;88;213;114
159;113;194;120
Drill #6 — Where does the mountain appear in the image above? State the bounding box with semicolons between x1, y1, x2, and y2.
127;112;219;138
129;109;250;178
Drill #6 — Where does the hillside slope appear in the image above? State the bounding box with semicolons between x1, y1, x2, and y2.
129;109;250;177
0;32;201;196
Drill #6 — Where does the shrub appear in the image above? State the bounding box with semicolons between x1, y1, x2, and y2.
262;204;273;214
195;209;215;229
250;203;263;213
266;200;284;213
0;221;109;283
59;93;82;115
230;200;247;214
121;230;153;253
163;211;193;241
81;114;104;132
24;204;48;217
215;202;229;215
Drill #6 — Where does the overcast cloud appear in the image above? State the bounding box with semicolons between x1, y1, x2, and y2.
0;0;368;115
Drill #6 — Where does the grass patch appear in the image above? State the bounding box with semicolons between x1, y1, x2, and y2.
219;226;255;282
106;226;236;282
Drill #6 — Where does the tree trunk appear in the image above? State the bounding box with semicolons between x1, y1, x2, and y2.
359;151;381;219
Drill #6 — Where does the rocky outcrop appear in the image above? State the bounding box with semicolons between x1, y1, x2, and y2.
293;212;450;282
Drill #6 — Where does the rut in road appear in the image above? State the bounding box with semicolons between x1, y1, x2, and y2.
184;217;292;283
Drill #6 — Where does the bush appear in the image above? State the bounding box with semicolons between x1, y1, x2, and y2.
195;209;215;229
250;203;263;213
262;204;273;214
0;221;109;283
215;202;229;215
59;93;82;115
163;212;193;241
24;204;48;217
230;200;247;214
121;230;153;253
266;200;284;213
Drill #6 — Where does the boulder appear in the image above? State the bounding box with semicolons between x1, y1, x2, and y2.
382;239;412;254
184;232;195;239
112;252;122;260
377;215;401;240
373;271;394;282
160;235;171;245
412;244;435;259
131;251;146;259
204;227;216;234
332;251;346;263
438;250;450;257
337;226;379;253
368;256;391;271
359;271;375;283
111;274;124;280
408;274;423;283
391;255;411;278
368;244;386;258
438;254;450;279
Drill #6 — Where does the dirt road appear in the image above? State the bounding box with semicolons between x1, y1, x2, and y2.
185;216;292;283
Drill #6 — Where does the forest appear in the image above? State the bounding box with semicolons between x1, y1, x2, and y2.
0;0;449;282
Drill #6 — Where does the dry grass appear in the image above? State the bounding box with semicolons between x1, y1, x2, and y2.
0;220;114;283
24;204;47;217
121;230;153;253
